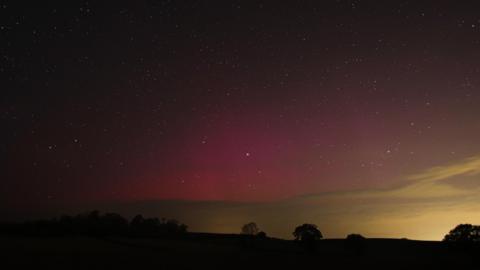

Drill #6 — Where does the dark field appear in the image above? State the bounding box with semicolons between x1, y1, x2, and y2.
1;234;478;269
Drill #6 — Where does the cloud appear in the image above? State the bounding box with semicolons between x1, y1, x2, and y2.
345;156;480;201
407;156;480;182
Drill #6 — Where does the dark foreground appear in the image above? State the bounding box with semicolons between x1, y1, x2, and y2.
1;234;478;269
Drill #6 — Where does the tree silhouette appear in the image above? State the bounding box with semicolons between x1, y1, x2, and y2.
346;233;366;254
100;213;129;234
241;222;259;235
293;224;322;241
130;215;188;235
0;211;188;237
346;233;365;241
444;224;480;242
130;214;145;228
257;231;267;238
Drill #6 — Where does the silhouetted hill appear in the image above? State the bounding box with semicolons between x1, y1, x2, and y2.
1;233;479;269
2;213;480;269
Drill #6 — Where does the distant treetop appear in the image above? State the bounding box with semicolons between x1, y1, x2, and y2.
346;233;365;240
241;222;259;235
293;223;322;241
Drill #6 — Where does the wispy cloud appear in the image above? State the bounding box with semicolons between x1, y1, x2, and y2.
296;157;480;204
407;156;480;182
374;156;480;199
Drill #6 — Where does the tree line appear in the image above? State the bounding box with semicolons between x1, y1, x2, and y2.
241;221;480;244
2;211;478;246
0;210;187;237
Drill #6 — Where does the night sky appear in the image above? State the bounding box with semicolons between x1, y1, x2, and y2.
3;1;480;240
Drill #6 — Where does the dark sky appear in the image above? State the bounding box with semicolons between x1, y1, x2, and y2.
3;1;480;239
